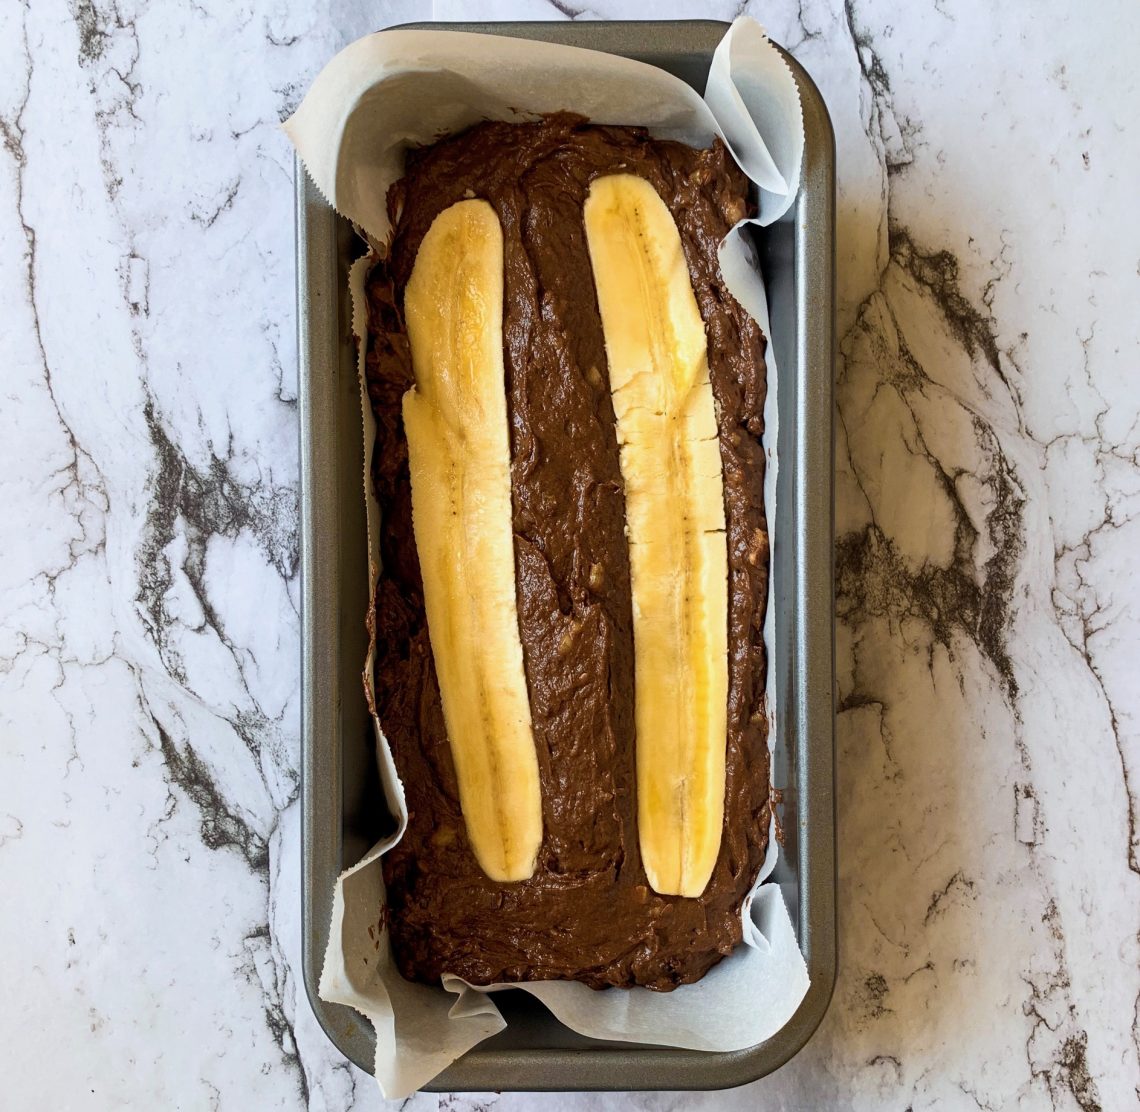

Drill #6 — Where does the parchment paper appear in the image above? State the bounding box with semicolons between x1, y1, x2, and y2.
285;18;809;1098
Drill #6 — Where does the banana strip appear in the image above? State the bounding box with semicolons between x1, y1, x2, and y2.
402;200;542;883
584;174;729;898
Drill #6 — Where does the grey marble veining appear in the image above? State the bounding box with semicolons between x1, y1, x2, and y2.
1;1;1136;1109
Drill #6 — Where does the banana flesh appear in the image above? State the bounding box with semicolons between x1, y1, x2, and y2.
402;199;542;883
583;174;729;898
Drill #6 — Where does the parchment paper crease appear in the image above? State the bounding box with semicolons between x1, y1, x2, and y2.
285;18;808;1098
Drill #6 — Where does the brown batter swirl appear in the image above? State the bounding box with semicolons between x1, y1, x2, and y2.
364;115;770;991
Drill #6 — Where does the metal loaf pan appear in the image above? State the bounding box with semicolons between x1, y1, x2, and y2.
299;19;836;1092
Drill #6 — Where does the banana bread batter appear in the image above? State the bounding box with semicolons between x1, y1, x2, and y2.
364;115;770;990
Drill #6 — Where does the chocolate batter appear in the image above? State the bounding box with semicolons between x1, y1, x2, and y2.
365;115;770;991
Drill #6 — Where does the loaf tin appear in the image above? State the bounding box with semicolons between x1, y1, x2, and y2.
298;19;835;1092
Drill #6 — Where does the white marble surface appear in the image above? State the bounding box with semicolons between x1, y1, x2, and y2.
2;0;1137;1108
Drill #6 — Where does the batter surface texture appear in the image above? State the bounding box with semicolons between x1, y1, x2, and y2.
364;115;771;991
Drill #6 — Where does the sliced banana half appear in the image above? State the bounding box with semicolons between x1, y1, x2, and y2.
584;174;729;898
402;199;543;883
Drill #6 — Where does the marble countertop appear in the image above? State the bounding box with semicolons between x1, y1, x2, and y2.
3;0;1136;1108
